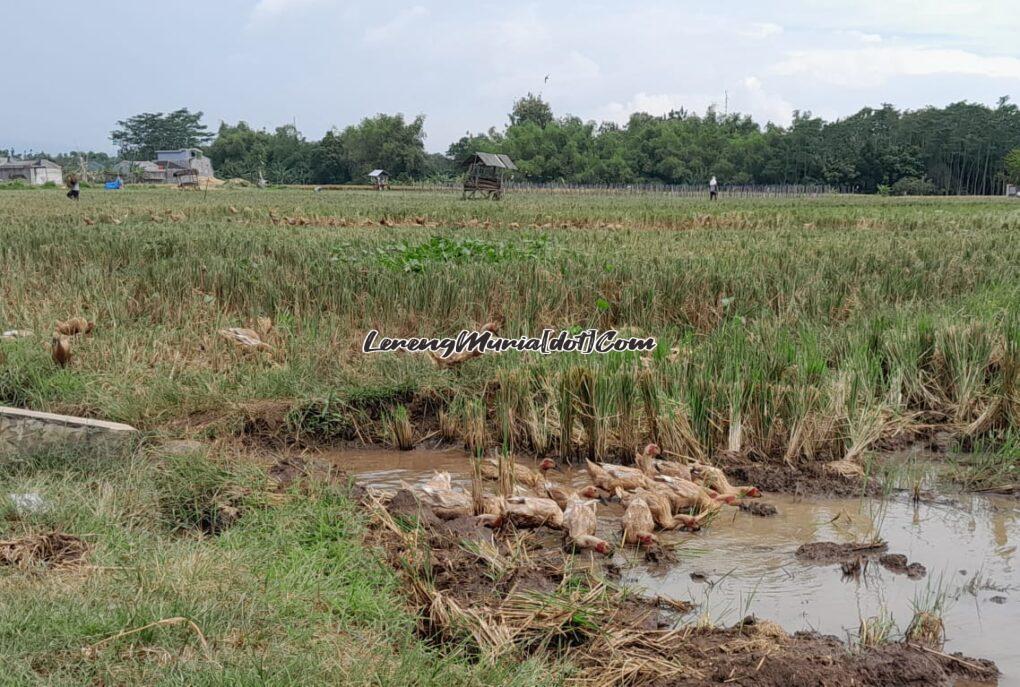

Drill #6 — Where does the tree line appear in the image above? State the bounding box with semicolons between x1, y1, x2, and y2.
12;96;1020;193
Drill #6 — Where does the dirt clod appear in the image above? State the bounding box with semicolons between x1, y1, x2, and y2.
879;553;927;579
795;540;888;564
739;500;778;517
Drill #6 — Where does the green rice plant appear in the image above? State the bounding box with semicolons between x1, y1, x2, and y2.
385;404;414;451
906;576;951;648
857;608;897;649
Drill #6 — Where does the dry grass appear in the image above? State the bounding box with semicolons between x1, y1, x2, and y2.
0;532;89;570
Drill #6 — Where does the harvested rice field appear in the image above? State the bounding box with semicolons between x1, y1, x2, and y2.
2;187;1019;685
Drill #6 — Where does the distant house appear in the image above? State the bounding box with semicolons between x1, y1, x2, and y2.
112;160;165;183
0;157;63;185
368;169;390;190
155;149;215;178
110;149;215;185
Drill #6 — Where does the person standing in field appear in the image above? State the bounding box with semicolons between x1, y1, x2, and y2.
709;175;718;201
66;175;80;201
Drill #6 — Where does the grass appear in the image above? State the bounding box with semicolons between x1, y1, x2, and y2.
5;189;1019;480
0;445;553;686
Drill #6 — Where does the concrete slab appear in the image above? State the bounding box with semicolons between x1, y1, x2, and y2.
0;406;138;454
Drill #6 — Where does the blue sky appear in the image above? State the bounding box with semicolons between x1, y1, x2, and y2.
4;0;1020;154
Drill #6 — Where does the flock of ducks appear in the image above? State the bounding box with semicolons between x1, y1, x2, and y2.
21;316;273;369
411;444;762;555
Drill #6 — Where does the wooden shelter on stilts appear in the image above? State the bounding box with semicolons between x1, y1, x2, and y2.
460;152;516;200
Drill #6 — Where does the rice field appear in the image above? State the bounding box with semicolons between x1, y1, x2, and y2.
2;188;1019;485
3;187;1019;685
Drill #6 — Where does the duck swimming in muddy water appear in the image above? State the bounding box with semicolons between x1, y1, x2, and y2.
619;487;705;531
621;496;658;548
586;459;651;492
691;464;762;499
651;475;725;515
481;457;556;488
633;443;696;481
543;482;601;510
562;496;612;555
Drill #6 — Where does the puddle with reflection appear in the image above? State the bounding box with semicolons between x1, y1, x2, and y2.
332;447;1019;682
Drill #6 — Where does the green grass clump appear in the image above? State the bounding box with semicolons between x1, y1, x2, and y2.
0;447;553;686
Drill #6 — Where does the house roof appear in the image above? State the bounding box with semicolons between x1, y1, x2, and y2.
368;169;388;177
0;157;61;169
113;160;161;173
460;152;517;170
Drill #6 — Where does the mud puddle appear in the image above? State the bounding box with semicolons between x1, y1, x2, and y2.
332;447;1018;683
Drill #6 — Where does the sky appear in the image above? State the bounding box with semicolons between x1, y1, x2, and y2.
4;0;1020;155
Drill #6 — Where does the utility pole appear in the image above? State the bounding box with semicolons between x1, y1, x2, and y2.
724;91;728;116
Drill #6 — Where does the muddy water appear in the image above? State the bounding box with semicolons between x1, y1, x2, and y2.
333;448;1019;682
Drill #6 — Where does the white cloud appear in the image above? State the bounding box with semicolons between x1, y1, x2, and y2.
840;30;882;43
249;0;327;26
772;46;1020;88
599;93;712;123
740;76;795;124
364;5;429;44
739;22;783;39
598;78;793;127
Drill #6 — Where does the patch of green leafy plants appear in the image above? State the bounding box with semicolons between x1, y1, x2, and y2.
334;234;550;272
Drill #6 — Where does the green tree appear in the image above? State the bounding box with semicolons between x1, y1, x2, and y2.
1005;148;1020;183
509;93;554;128
207;122;314;183
110;108;212;160
335;113;428;181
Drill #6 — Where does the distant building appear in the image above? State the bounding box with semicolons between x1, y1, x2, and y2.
112;160;165;183
0;157;63;185
110;149;215;185
1008;184;1018;198
155;149;215;178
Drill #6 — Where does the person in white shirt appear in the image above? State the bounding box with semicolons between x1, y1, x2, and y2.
709;176;718;201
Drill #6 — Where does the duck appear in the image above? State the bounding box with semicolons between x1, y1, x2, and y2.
691;464;762;498
502;496;564;529
476;495;506;527
481;457;556;488
620;488;705;531
651;475;724;514
562;496;612;555
55;317;94;336
621;496;658;548
543;482;600;511
218;327;273;351
413;471;480;520
51;335;71;368
586;459;650;492
634;443;694;481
